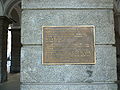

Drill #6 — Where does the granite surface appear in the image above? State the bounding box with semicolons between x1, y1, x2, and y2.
21;84;117;90
21;10;115;45
21;45;117;83
22;0;113;9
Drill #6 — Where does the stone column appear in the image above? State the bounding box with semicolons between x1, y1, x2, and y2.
21;0;117;90
10;29;21;73
0;16;12;83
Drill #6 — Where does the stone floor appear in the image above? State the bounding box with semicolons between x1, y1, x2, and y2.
0;73;20;90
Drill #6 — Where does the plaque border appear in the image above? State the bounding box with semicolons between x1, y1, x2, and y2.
42;25;96;65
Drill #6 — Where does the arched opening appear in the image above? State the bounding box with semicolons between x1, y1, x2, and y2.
0;0;21;90
6;1;21;74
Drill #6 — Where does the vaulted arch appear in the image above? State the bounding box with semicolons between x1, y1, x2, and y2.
0;0;21;84
8;1;21;28
4;0;21;28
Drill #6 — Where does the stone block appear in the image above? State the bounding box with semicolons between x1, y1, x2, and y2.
21;10;115;45
21;84;117;90
21;45;117;83
22;0;113;9
0;2;3;16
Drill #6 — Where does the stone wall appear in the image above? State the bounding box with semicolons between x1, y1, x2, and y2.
21;0;117;90
0;1;3;16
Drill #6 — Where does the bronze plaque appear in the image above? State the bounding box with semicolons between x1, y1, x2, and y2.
42;26;96;65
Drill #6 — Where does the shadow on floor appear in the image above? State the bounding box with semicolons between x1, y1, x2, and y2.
0;73;20;90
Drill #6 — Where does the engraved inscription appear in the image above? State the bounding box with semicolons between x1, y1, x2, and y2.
42;26;95;64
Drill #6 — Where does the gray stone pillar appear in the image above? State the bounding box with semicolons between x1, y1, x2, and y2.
21;0;117;90
10;29;21;73
0;16;12;83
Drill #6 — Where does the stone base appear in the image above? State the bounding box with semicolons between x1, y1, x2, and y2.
21;84;117;90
